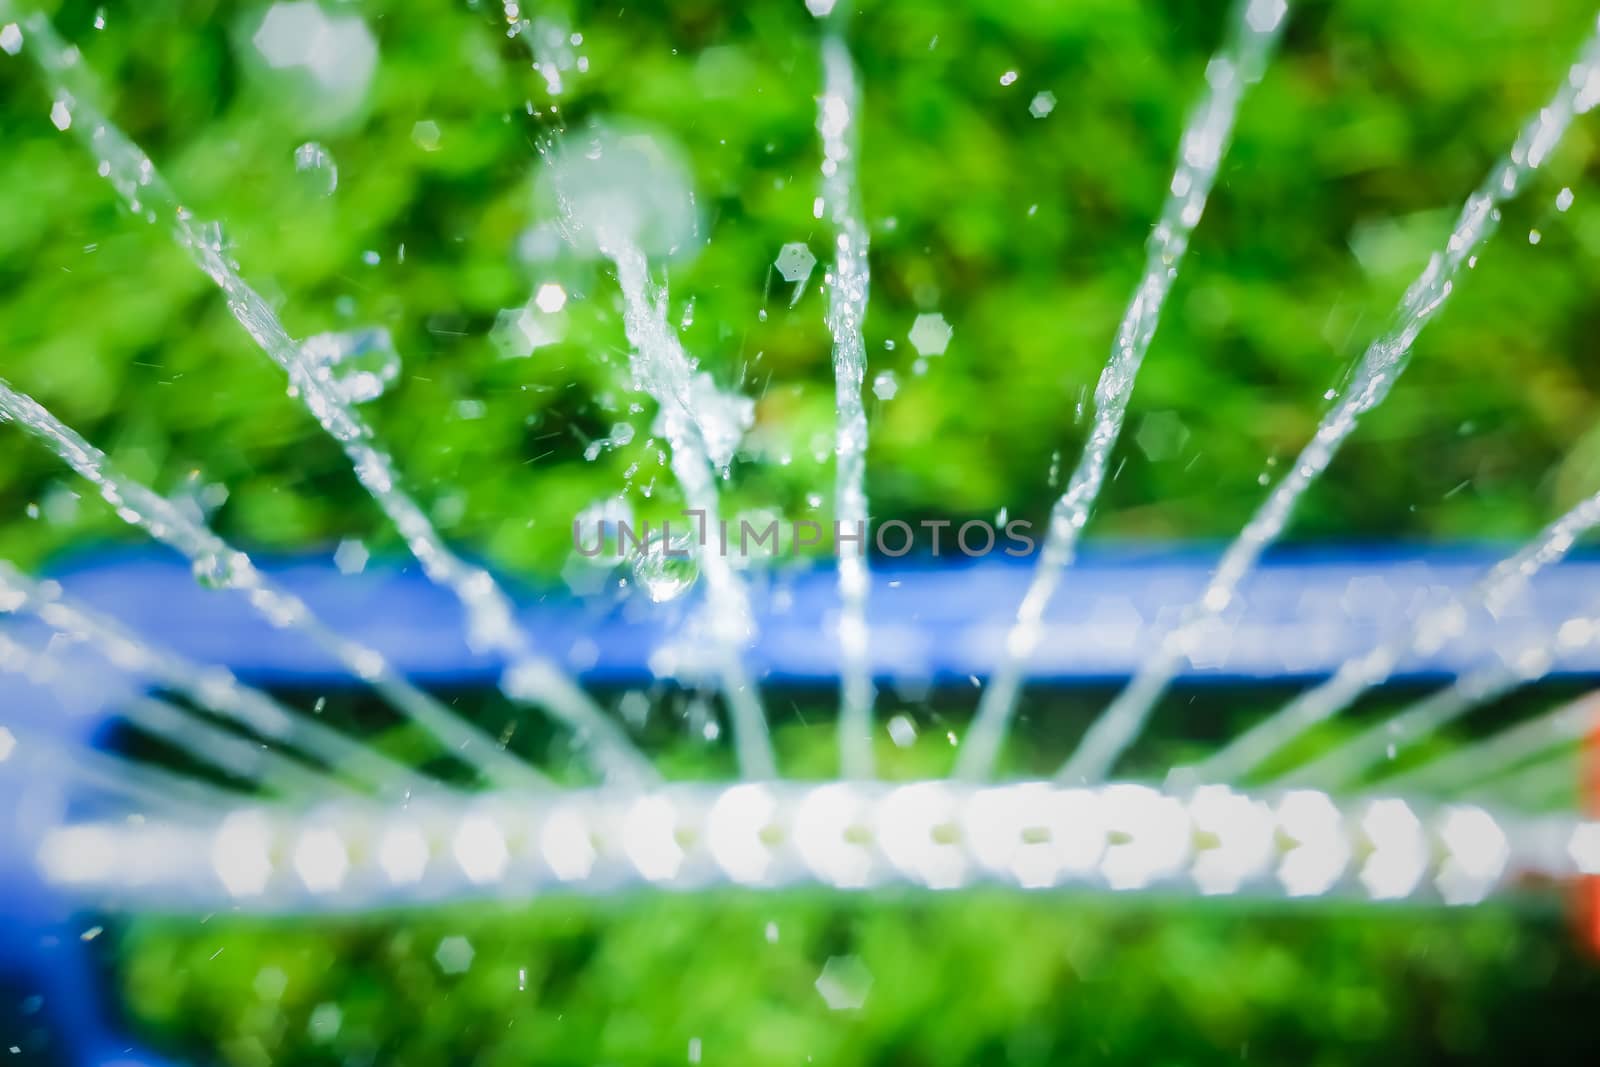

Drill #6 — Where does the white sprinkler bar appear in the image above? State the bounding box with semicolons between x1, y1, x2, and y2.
34;780;1599;913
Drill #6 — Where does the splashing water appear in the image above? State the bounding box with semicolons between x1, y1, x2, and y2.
609;245;772;776
1276;539;1600;790
956;0;1290;780
1387;691;1600;796
0;378;549;790
0;707;236;816
544;123;774;779
1057;17;1600;786
0;626;333;805
1188;487;1600;784
540;122;701;259
816;30;877;779
1283;665;1523;789
3;0;1600;935
6;5;655;787
0;561;424;799
503;6;585;96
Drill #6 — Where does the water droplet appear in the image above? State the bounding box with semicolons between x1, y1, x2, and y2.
815;955;872;1010
534;282;567;313
872;370;898;401
308;1003;342;1043
41;485;80;525
411;119;442;152
1029;91;1056;118
294;141;337;195
584;421;637;461
300;327;401;404
618;689;650;728
192;550;250;589
631;531;699;603
1245;0;1288;33
253;2;377;106
887;714;917;747
0;24;22;55
775;242;816;284
541;122;701;259
434;935;475;975
491;305;563;358
1000;70;1018;86
334;539;369;575
908;312;952;356
525;17;582;94
253;967;287;1001
1557;186;1576;212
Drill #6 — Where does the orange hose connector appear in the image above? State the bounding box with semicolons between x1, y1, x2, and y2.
1581;707;1600;954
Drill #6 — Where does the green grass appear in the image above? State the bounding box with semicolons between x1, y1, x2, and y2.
117;897;1600;1067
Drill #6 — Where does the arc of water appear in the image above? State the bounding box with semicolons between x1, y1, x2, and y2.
3;598;339;798
1190;487;1600;784
0;379;551;791
1276;663;1519;789
1057;18;1600;786
953;0;1290;780
603;244;777;779
1289;590;1600;789
1386;691;1600;796
5;9;654;788
496;1;566;95
0;632;263;811
1467;751;1581;811
118;693;340;798
0;561;424;799
816;32;876;779
1;720;243;816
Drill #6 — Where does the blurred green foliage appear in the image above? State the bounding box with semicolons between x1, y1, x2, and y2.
119;899;1599;1067
6;0;1600;1062
4;0;1600;575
